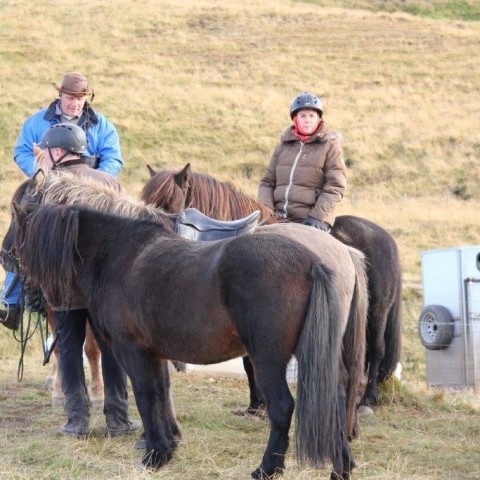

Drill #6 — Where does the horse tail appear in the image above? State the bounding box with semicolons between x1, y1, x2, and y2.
19;204;79;308
343;247;369;439
295;262;343;475
378;269;403;383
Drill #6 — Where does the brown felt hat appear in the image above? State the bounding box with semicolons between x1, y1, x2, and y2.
52;72;94;97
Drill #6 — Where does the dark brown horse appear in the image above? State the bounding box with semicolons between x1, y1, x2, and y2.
141;163;402;412
4;171;369;479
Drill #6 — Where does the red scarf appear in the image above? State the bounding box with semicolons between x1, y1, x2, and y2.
292;117;322;142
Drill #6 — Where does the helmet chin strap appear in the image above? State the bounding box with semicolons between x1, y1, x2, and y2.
49;147;70;168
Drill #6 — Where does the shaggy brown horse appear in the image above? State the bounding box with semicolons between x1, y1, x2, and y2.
5;172;369;479
141;163;402;412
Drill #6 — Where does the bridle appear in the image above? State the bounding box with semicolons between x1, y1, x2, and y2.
1;190;52;379
0;247;20;273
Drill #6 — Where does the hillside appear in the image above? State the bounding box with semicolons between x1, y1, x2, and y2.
1;0;479;283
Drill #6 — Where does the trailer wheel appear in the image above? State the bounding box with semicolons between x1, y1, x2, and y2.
418;305;454;350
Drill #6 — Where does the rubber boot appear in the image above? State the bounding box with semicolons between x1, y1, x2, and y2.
60;391;90;439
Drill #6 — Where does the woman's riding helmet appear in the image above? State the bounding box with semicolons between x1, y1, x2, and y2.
289;92;323;119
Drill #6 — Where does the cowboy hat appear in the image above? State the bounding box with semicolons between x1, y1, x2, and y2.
52;72;94;97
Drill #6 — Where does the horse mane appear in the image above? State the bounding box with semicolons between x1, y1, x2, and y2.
18;204;80;308
141;168;277;224
141;169;186;214
42;171;174;230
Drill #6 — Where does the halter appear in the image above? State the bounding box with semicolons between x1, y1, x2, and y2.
1;247;20;273
2;186;59;373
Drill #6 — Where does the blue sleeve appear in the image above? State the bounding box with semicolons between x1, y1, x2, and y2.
88;114;124;177
13;110;51;177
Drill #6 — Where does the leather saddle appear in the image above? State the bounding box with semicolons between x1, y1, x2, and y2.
175;208;260;241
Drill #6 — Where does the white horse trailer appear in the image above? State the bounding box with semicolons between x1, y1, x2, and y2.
419;246;480;392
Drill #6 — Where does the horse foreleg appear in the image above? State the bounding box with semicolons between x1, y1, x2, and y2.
115;345;180;469
84;323;104;408
250;362;293;479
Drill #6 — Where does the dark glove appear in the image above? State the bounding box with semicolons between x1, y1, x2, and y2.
303;216;331;233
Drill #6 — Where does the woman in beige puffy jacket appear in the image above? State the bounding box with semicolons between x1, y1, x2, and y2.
258;92;346;232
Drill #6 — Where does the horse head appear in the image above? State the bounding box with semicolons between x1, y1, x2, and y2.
141;163;191;212
12;202;79;309
141;163;277;224
1;171;48;272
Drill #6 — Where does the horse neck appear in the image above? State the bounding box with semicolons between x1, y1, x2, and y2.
43;177;176;232
188;176;275;224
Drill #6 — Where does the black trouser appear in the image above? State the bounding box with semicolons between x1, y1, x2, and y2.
56;309;130;428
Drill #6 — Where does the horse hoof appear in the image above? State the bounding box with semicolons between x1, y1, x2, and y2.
357;405;374;415
330;472;351;480
141;449;173;469
251;465;284;479
232;407;268;422
251;467;267;479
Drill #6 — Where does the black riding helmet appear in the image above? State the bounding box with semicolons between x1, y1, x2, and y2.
289;92;323;119
38;123;87;155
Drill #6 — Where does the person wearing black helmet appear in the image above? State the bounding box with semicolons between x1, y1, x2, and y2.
0;122;94;330
2;124;142;440
37;124;141;439
37;123;118;191
258;92;346;233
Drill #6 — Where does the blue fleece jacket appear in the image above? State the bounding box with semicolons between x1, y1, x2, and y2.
14;100;123;177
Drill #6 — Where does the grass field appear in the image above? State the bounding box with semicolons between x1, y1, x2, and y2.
1;1;479;478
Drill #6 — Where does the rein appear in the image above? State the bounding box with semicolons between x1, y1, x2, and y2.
3;240;53;377
11;282;50;381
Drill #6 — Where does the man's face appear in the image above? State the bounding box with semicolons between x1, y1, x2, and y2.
59;93;87;117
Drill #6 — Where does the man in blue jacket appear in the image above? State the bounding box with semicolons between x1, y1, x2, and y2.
14;72;123;177
2;72;123;328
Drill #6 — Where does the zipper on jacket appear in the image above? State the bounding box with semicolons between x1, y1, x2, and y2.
282;142;304;217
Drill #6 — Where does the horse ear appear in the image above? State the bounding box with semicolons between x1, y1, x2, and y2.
174;163;191;189
147;165;157;178
31;169;47;197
